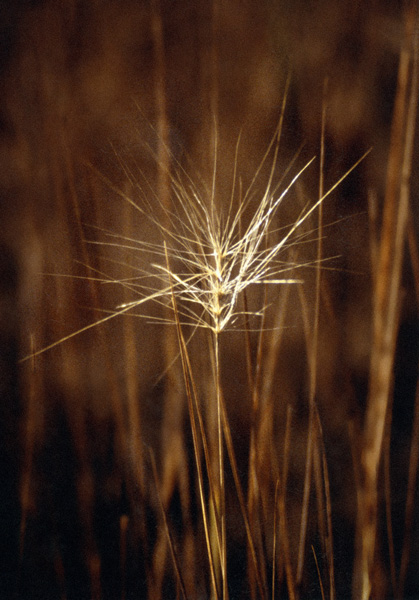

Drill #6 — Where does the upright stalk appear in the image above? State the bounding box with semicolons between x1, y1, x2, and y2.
210;251;227;599
213;330;227;600
354;4;418;598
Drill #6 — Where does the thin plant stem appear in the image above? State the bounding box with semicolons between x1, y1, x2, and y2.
314;406;335;600
296;79;329;591
272;479;279;600
312;546;326;600
311;84;328;585
280;406;296;600
213;329;227;600
398;210;419;599
356;5;418;597
407;213;419;301
149;448;189;600
296;400;314;590
165;243;220;599
219;383;266;599
383;381;397;596
247;282;269;599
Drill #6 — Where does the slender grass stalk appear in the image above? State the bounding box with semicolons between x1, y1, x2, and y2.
293;83;356;600
165;242;220;599
355;5;418;597
219;390;265;599
272;479;279;600
315;85;335;599
314;406;335;600
398;213;419;598
120;190;146;511
149;448;188;600
245;80;292;600
312;545;326;600
383;357;398;597
213;330;227;599
368;190;379;287
210;0;219;170
296;377;314;589
246;285;269;600
279;406;296;600
150;3;195;592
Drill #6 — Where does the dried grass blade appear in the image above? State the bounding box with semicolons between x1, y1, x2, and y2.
356;4;418;597
149;449;189;600
219;391;266;600
314;407;335;600
164;243;220;599
311;546;326;600
280;406;296;600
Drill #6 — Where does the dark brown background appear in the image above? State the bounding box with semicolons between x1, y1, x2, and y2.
0;1;418;598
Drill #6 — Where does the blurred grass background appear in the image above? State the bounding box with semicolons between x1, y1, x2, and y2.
0;1;418;598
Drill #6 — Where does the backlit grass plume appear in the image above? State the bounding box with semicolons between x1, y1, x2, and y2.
116;153;313;334
23;125;366;360
79;127;366;600
99;140;364;338
20;116;368;599
112;131;320;600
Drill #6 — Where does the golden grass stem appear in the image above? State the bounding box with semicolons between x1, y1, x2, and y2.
398;209;419;599
310;77;327;402
247;284;269;599
149;449;189;600
383;380;397;596
296;81;334;594
407;214;419;301
312;545;326;600
314;407;335;600
165;243;220;599
272;479;279;600
296;402;314;589
213;330;228;600
280;406;296;600
151;0;191;538
355;5;418;597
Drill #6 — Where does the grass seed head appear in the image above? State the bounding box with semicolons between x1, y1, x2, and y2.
21;126;368;362
115;144;318;336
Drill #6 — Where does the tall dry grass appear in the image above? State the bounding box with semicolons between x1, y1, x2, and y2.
0;1;418;599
